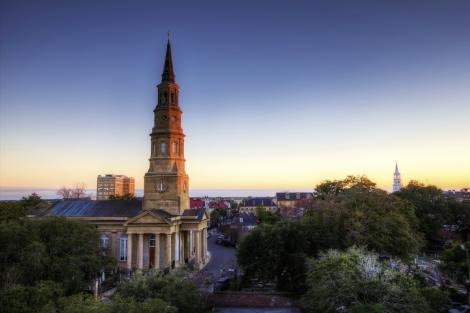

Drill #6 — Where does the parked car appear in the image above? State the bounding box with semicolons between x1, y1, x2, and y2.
216;235;225;244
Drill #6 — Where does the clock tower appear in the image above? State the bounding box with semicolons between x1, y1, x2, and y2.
143;35;189;215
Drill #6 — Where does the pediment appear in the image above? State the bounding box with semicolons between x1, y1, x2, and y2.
125;211;170;226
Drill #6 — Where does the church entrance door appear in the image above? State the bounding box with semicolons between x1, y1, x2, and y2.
149;235;156;267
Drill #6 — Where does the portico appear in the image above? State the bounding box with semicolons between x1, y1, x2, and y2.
124;209;209;270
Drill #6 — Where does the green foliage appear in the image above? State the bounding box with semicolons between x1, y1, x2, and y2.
440;241;470;285
108;193;136;200
314;175;377;199
300;248;446;313
104;294;174;313
394;181;450;250
237;221;307;292
0;271;206;313
0;214;115;293
0;280;64;313
449;200;470;241
210;208;226;227
256;205;280;225
0;201;26;221
238;176;423;292
118;270;208;313
309;176;422;259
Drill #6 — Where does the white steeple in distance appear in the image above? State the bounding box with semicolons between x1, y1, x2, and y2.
393;162;401;192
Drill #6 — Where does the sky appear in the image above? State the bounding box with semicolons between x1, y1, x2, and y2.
1;0;470;193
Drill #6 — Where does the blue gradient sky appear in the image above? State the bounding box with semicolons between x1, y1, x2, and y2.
1;0;470;191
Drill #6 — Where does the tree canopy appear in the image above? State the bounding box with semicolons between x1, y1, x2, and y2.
301;247;448;313
237;176;424;292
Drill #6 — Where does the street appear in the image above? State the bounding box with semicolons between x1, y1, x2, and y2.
204;230;238;282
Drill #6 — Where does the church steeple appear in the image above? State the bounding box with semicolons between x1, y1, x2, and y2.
145;35;188;215
393;162;401;193
161;33;175;83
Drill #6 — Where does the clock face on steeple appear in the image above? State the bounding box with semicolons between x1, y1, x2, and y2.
161;114;168;121
155;178;167;193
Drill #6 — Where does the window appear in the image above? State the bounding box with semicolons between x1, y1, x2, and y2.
150;234;156;247
161;142;167;155
173;142;177;154
100;234;109;249
120;235;128;261
171;93;175;103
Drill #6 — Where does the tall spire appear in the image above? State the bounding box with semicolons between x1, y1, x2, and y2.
161;32;175;83
393;161;401;192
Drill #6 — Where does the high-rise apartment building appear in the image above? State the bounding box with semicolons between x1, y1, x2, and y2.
97;174;135;200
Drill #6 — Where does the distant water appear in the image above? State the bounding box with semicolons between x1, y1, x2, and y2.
0;187;313;200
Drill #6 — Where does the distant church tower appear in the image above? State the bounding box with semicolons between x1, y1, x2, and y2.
393;162;401;192
143;34;190;215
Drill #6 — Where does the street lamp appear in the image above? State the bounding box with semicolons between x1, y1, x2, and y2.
460;244;470;306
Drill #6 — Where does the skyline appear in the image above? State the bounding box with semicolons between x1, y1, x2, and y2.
1;1;470;192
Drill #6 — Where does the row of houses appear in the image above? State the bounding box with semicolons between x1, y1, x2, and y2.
190;192;314;218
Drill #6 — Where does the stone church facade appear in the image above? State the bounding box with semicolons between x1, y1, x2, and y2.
49;37;209;271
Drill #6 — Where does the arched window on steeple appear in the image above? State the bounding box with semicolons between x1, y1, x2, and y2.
161;142;167;155
171;92;175;104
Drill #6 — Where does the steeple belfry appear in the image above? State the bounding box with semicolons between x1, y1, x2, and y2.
393;162;401;193
143;35;189;215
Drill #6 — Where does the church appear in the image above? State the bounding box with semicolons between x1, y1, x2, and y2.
49;37;209;271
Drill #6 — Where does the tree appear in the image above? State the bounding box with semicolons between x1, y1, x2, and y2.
57;187;73;199
300;247;447;313
440;241;470;300
308;176;422;259
255;205;280;225
0;216;115;293
314;175;377;200
237;221;307;292
395;181;451;250
449;201;470;242
209;208;227;228
57;183;88;199
108;193;136;200
117;270;208;313
238;176;423;292
0;201;25;222
73;183;87;199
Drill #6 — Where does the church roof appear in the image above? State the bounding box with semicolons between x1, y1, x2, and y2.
48;199;143;218
182;207;206;220
241;197;275;207
276;192;313;201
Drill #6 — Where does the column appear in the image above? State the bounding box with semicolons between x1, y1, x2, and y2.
138;233;144;269
184;231;190;262
154;233;160;269
165;233;172;268
127;233;133;270
194;230;201;264
202;228;207;263
181;231;188;263
175;232;180;263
